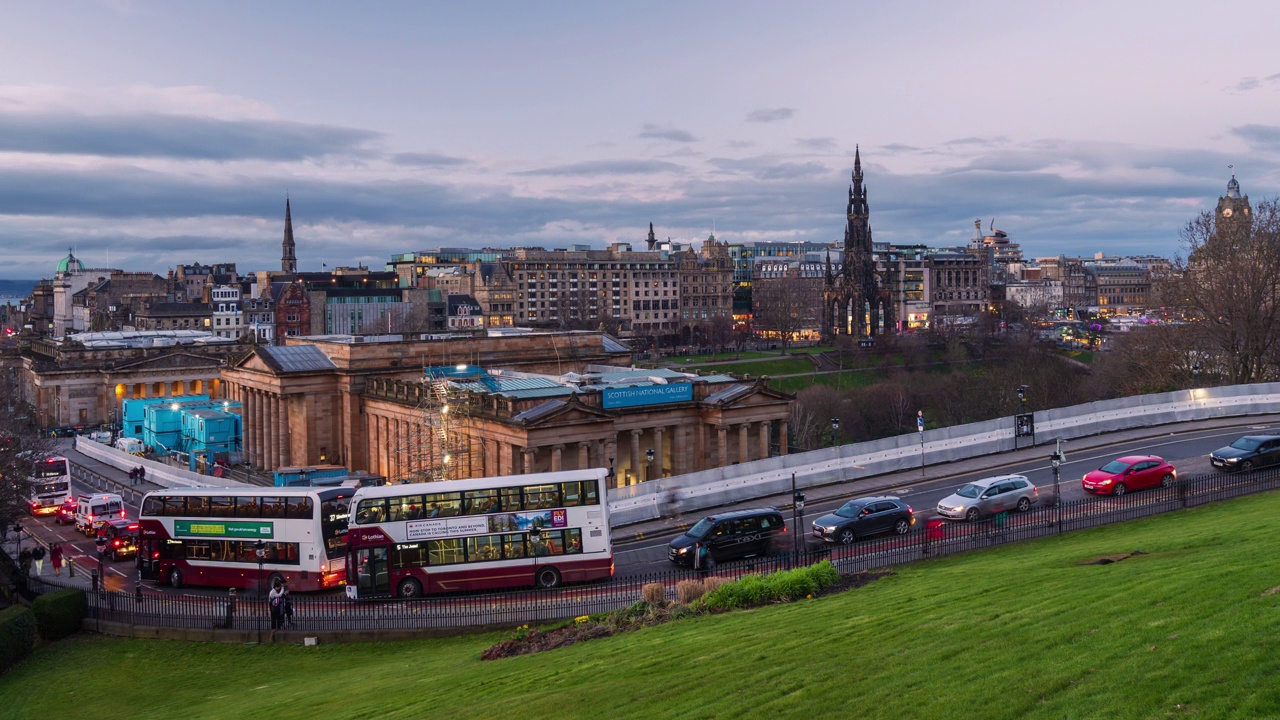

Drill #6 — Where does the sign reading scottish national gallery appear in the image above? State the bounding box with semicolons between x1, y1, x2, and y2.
602;383;694;409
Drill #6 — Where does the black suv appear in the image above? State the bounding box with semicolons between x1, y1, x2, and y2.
1209;435;1280;472
668;508;786;566
97;519;140;562
811;496;915;544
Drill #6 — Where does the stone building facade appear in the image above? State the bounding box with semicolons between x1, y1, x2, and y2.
218;331;634;472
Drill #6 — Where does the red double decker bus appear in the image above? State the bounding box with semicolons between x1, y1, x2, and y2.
138;486;354;591
345;469;612;599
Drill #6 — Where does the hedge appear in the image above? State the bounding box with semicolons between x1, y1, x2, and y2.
31;588;87;642
0;605;37;673
704;560;842;611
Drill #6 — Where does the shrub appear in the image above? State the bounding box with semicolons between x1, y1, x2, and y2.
702;576;728;595
675;579;705;605
0;605;37;673
704;561;845;611
32;588;88;642
642;583;667;606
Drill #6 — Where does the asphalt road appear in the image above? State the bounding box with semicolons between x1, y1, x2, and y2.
610;420;1274;576
15;421;1274;595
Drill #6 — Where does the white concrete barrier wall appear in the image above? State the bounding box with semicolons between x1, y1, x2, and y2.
74;437;248;489
607;383;1280;527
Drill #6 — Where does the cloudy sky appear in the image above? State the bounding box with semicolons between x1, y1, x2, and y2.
2;1;1278;280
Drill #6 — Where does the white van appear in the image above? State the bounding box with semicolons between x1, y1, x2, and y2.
114;437;144;456
75;493;125;536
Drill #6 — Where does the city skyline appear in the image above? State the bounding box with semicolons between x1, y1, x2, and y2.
3;1;1279;278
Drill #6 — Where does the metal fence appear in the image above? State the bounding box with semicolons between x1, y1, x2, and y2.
11;464;1280;634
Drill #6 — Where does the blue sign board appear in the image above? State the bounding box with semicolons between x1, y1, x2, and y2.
602;383;694;409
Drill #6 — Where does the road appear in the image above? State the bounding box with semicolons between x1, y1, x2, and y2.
610;420;1270;576
13;421;1271;596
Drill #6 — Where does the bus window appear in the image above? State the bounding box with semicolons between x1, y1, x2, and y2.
583;480;599;505
427;538;464;565
235;496;261;518
209;540;234;562
161;539;185;559
260;497;287;519
464;490;500;515
209;496;234;518
564;528;582;553
321;496;351;559
502;534;527;559
524;484;560;509
389;495;424;522
186;540;211;560
285;496;313;520
500;487;522;512
161;496;185;516
354;498;387;525
392;542;428;569
466;535;502;562
186;496;210;517
562;481;583;507
424;492;462;517
141;496;163;516
235;542;258;563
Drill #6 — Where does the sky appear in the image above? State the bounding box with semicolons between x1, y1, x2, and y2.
2;0;1279;280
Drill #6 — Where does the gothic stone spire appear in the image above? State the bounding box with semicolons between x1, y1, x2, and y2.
282;198;297;274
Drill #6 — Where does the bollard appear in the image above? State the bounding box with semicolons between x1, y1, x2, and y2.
91;568;99;595
67;555;75;578
135;577;143;604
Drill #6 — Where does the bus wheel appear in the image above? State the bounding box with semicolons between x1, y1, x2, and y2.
535;567;561;589
169;568;183;589
397;578;423;599
267;572;285;589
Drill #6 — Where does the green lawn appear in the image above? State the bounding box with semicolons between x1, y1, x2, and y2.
7;494;1280;719
769;369;878;393
690;357;815;377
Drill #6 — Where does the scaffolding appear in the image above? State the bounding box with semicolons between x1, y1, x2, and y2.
408;365;492;482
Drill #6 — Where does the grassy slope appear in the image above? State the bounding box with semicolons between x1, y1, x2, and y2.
6;494;1280;719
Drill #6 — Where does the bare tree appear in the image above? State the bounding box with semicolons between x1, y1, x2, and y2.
753;276;820;353
0;372;56;532
1160;200;1280;384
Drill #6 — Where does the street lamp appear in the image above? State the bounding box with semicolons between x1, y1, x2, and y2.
1191;362;1201;386
254;540;266;642
645;448;655;482
830;418;840;448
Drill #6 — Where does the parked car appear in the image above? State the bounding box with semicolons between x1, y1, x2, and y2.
96;519;140;561
1209;435;1280;472
812;496;914;544
668;508;786;566
1082;455;1176;496
937;475;1039;521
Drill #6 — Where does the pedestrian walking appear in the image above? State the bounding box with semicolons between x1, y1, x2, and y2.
282;583;294;628
268;578;286;630
31;545;46;576
50;543;64;576
18;548;33;577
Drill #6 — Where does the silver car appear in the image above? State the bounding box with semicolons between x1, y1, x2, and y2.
936;474;1038;521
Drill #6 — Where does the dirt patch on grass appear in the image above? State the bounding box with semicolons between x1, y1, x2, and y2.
481;624;614;660
1077;551;1147;566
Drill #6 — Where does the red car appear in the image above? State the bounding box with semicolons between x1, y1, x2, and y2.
54;498;77;525
1082;455;1176;496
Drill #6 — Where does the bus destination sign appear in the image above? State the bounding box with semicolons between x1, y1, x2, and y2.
174;520;274;539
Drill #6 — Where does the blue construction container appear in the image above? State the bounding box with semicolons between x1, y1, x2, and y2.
121;395;210;439
273;465;351;487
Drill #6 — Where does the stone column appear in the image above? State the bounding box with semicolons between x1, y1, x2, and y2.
278;394;290;468
738;423;750;464
577;442;590;470
779;420;789;456
551;444;564;472
653;427;666;478
254;389;266;469
605;438;618;487
717;425;728;468
265;394;278;471
629;429;642;485
759;421;770;460
522;447;536;474
501;442;514;476
696;423;707;472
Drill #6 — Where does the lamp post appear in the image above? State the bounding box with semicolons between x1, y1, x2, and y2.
254;540;266;643
12;522;22;553
1192;362;1201;387
645;448;655;483
831;418;840;448
1051;439;1066;532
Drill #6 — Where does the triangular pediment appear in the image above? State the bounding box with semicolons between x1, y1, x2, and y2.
231;350;278;374
703;382;793;408
110;351;225;372
515;396;612;426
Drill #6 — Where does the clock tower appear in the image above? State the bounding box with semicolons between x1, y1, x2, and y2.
1216;172;1251;231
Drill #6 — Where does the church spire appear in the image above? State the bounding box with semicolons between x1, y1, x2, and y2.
281;198;297;273
646;221;657;250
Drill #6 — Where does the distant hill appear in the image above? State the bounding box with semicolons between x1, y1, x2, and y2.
0;279;37;297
